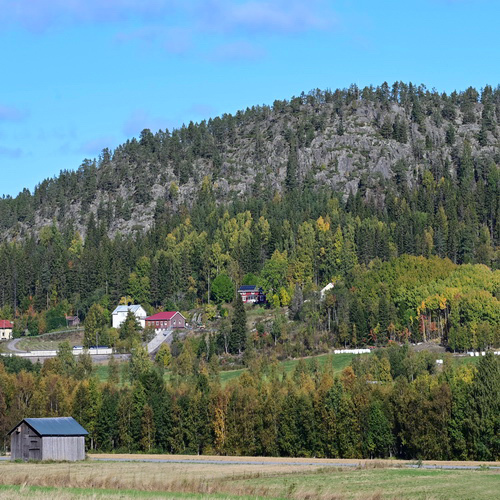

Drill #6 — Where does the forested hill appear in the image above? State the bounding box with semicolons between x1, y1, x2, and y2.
1;82;499;239
0;82;498;352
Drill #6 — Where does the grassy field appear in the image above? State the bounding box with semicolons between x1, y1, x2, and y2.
219;352;357;385
94;352;482;386
92;352;359;386
16;330;84;352
452;355;481;367
0;458;498;499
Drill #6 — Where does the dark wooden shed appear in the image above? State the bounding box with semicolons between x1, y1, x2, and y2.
8;417;88;461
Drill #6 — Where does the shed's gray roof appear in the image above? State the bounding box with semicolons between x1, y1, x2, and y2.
112;305;145;315
9;417;88;436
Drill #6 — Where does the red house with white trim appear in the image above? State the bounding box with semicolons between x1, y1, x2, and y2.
0;319;13;340
145;311;186;330
237;285;266;304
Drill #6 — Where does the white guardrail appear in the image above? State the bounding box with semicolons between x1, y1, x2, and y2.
332;349;371;354
0;347;113;357
466;351;500;356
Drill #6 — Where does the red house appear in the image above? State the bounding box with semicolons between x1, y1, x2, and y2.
145;311;186;330
0;319;13;340
237;285;266;304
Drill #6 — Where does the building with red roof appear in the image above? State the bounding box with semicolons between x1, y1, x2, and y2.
0;319;13;340
145;311;186;330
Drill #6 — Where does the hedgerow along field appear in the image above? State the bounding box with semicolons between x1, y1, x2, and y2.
0;458;498;499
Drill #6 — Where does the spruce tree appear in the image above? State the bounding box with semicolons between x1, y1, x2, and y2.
468;352;500;460
229;294;247;353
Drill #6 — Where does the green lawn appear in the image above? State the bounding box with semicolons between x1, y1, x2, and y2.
280;352;355;374
238;467;500;500
213;353;359;386
0;484;264;499
452;355;481;367
0;466;497;499
93;353;357;386
94;352;481;386
16;330;84;352
94;364;111;382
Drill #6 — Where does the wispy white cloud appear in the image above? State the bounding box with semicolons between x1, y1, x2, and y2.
0;146;23;157
0;0;178;32
199;0;333;35
0;104;28;121
209;40;267;61
1;1;336;57
115;25;193;54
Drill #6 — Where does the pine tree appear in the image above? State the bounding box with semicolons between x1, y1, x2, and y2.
380;117;393;139
285;135;299;192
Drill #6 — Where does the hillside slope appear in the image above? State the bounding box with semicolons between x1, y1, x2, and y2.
1;82;498;238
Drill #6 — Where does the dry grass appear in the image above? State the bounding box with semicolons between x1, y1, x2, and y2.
0;483;392;500
0;457;498;500
0;460;386;499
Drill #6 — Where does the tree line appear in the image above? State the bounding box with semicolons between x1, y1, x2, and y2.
0;82;498;233
0;346;498;461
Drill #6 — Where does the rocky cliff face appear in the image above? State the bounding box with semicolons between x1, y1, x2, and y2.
1;83;498;239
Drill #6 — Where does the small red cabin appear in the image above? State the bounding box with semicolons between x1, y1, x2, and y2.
145;311;186;330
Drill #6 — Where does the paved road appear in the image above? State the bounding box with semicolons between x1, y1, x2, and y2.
89;457;500;470
1;455;497;470
6;328;84;353
16;353;131;364
147;328;172;353
6;338;24;353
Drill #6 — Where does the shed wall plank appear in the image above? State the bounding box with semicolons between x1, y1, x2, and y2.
42;436;85;461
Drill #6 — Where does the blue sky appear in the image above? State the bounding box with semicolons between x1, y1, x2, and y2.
1;0;499;197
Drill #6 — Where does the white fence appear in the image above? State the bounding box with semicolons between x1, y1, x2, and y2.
332;349;371;354
466;351;500;356
0;347;113;358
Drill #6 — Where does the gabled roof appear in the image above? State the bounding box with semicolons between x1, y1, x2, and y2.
238;285;259;292
146;311;185;321
0;319;13;328
8;417;88;436
112;305;145;315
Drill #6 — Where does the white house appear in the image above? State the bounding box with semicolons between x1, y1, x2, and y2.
111;305;147;329
320;282;335;301
0;320;13;340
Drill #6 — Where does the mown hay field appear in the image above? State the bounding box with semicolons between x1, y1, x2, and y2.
0;456;498;499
